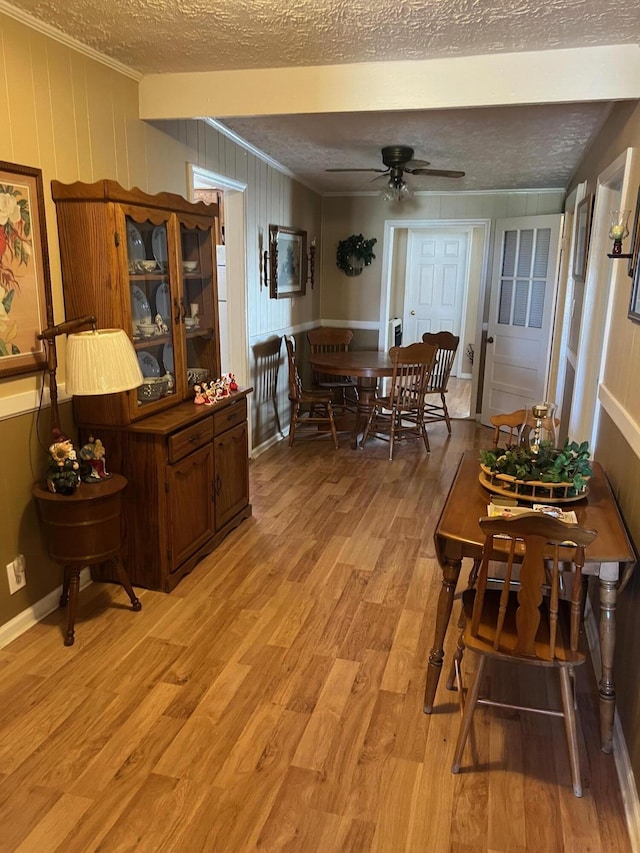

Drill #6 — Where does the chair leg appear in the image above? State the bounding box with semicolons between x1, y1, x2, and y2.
559;666;583;797
452;654;486;773
389;414;397;460
421;423;430;454
447;629;466;691
288;403;299;447
442;392;452;434
327;402;339;450
361;408;375;448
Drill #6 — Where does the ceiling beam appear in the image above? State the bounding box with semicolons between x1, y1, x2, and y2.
139;45;640;120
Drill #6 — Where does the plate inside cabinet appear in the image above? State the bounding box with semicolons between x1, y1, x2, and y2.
127;221;145;262
137;350;161;378
162;343;174;374
130;284;152;335
152;226;168;267
154;282;171;323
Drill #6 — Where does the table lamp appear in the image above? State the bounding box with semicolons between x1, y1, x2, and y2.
38;315;143;441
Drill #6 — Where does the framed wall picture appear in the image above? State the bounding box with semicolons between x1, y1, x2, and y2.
629;193;640;323
0;161;53;378
627;185;640;281
573;194;593;283
269;225;307;299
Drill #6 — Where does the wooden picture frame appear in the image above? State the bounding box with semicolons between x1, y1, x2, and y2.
629;190;640;323
627;185;640;281
0;161;53;377
573;194;593;283
269;225;307;299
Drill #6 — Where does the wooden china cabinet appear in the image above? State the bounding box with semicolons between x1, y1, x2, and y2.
51;180;252;591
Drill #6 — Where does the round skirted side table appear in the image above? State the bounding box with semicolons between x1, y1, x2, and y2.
32;473;141;646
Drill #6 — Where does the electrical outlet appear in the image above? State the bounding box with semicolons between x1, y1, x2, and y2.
6;555;26;595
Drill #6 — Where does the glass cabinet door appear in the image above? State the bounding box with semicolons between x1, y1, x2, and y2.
180;220;220;391
125;213;179;412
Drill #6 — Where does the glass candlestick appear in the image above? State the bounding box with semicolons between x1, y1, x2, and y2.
518;402;558;454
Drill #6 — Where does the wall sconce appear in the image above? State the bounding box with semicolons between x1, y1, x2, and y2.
308;238;316;289
262;225;278;290
607;210;633;259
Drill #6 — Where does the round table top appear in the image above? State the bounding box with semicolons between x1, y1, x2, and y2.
309;350;394;378
33;472;127;502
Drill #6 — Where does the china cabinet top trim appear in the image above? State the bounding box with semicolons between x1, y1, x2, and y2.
51;179;217;219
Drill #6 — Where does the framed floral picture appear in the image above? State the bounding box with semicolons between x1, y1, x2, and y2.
573;194;593;283
0;161;53;378
269;225;307;299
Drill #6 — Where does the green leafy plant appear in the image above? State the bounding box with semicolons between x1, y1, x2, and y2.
480;440;592;496
336;234;377;275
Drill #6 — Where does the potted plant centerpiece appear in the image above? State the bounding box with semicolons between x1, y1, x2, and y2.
336;234;377;277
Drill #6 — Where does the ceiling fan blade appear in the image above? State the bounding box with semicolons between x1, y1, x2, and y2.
411;168;466;178
403;159;430;170
325;167;388;173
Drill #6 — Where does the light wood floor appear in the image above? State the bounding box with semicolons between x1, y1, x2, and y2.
0;421;630;852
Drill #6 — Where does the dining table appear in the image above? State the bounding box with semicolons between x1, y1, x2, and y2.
309;350;394;449
424;451;636;753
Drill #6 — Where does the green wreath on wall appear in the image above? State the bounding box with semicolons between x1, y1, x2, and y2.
336;234;377;277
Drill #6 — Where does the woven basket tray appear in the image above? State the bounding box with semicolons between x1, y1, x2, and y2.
479;463;589;504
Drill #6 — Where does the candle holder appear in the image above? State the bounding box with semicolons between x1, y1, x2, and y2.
607;209;632;259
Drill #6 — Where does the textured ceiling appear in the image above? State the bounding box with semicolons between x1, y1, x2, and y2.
221;103;611;193
5;0;639;74
3;0;637;192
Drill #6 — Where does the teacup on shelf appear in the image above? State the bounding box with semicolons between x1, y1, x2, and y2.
137;322;157;337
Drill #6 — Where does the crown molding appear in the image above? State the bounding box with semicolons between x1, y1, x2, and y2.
0;1;142;81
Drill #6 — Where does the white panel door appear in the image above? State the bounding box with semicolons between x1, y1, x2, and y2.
481;214;562;425
403;230;468;375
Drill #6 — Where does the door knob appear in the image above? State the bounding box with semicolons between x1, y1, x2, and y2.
487;336;494;343
410;310;416;316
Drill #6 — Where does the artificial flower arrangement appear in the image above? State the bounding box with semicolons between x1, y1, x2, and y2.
193;373;238;406
479;439;593;501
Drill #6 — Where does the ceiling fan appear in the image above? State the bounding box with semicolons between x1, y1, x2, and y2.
326;145;465;201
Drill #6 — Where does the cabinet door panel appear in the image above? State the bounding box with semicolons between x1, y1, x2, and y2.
167;444;214;570
214;422;249;530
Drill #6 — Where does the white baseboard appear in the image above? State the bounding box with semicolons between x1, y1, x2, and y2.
584;598;640;852
251;431;286;459
0;568;91;649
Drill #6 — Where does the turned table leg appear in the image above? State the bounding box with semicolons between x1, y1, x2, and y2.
63;565;81;646
598;577;617;754
354;377;378;450
111;557;142;611
424;557;462;713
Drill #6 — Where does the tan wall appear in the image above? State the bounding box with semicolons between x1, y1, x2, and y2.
0;13;320;627
320;191;565;332
568;99;640;783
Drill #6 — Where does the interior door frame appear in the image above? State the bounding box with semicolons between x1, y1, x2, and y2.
187;164;250;415
379;218;491;418
569;147;638;448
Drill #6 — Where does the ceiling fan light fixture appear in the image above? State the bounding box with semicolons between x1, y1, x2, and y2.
382;175;411;203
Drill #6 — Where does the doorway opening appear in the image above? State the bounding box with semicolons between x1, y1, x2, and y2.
186;164;249;391
379;218;491;421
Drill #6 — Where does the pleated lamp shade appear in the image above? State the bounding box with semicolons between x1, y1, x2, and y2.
66;329;143;395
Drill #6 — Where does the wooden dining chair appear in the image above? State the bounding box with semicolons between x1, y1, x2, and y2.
361;341;437;460
421;331;460;433
490;409;560;448
284;335;339;449
307;327;358;411
451;513;597;797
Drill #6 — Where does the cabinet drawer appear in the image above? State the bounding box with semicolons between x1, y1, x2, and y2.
168;420;214;463
213;399;247;436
